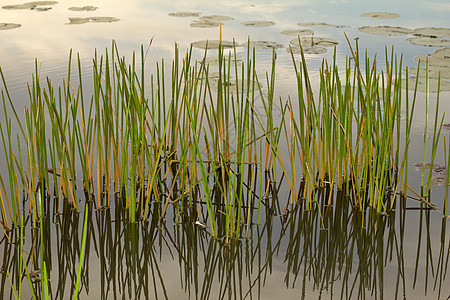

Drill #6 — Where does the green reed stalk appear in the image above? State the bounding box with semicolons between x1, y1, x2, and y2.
0;107;17;226
445;135;449;216
421;60;429;190
425;80;443;194
74;204;89;300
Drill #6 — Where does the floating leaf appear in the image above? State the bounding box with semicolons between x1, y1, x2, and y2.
0;23;21;30
2;1;57;9
280;29;313;36
360;12;400;19
413;163;446;173
168;12;201;17
191;40;238;50
199;15;233;22
67;17;89;25
200;55;243;66
407;67;450;80
402;77;450;92
290;36;339;47
288;44;327;54
297;22;344;28
244;41;284;50
407;36;450;47
203;72;251;92
431;176;449;186
89;17;120;23
413;27;450;38
66;17;120;25
190;20;220;28
68;6;98;12
433;47;450;57
414;55;450;68
358;26;412;36
241;21;275;27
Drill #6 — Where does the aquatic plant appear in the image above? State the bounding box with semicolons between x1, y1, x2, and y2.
0;38;447;244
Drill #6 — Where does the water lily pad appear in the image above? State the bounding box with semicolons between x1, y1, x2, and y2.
290;37;339;47
358;26;412;36
280;29;313;36
191;40;238;50
407;36;450;47
413;27;450;38
0;23;21;30
241;21;275;27
360;12;400;19
67;17;89;25
68;6;98;12
288;44;327;54
433;47;450;57
297;22;344;28
168;12;201;17
407;67;450;80
2;1;57;9
199;55;243;66
413;163;446;173
199;15;233;22
190;20;220;28
430;175;449;186
414;55;450;68
402;77;450;92
66;17;119;25
244;41;284;50
90;17;119;23
203;72;251;92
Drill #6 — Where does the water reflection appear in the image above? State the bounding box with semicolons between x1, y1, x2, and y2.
1;195;448;299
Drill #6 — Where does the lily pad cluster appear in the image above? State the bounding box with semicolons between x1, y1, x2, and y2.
413;163;449;186
67;17;120;25
402;47;450;92
358;12;450;47
356;12;450;93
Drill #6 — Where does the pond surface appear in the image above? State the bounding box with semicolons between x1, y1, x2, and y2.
1;0;450;299
0;0;449;96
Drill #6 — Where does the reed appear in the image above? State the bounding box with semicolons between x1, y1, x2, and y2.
0;38;445;246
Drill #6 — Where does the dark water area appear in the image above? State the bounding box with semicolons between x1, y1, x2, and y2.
1;193;449;299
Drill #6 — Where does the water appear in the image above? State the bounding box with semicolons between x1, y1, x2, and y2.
1;0;450;299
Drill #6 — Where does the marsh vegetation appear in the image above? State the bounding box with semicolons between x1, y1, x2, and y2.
0;38;449;298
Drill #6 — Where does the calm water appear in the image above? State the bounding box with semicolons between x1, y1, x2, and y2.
1;0;450;299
